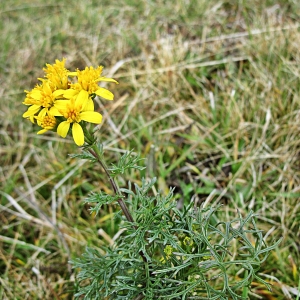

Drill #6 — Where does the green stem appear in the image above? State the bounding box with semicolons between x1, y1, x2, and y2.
82;124;135;224
82;123;94;144
89;145;134;223
85;139;148;264
242;269;248;299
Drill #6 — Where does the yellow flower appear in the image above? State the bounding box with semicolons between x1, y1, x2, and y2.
23;81;63;123
56;93;102;146
65;66;118;103
35;114;57;134
22;60;117;145
42;58;70;90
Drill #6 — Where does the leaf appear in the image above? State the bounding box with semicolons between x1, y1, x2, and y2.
69;150;97;162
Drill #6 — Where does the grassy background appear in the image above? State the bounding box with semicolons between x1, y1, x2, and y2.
1;0;300;299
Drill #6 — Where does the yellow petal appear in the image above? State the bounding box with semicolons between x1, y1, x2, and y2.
38;108;47;118
95;87;114;100
97;77;119;84
23;110;35;118
44;82;52;94
64;89;78;98
57;121;70;138
37;128;48;134
23;105;40;118
30;89;42;100
75;90;89;109
53;89;66;97
37;108;47;125
80;111;102;124
49;106;63;116
54;100;70;110
83;98;94;111
72;123;84;146
27;104;40;111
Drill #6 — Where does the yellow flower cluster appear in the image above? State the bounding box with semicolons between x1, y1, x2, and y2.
23;59;118;146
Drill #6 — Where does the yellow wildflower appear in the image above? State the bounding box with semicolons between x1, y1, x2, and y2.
35;114;57;134
23;81;63;122
64;66;118;103
42;58;70;90
22;60;117;146
56;93;102;146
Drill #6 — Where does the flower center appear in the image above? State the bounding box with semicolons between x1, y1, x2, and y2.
40;93;55;108
41;115;56;129
64;108;81;123
71;66;102;94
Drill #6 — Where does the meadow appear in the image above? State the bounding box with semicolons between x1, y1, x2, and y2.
0;0;299;299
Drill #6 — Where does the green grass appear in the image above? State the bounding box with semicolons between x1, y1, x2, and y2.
1;0;300;299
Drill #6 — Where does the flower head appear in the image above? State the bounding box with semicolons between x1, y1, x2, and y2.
65;66;118;103
36;114;57;134
23;81;62;122
22;59;117;146
56;93;102;146
43;58;70;90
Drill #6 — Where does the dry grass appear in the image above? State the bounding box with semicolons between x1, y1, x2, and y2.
0;0;300;299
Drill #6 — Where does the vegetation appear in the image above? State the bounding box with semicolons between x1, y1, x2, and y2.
1;0;299;299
